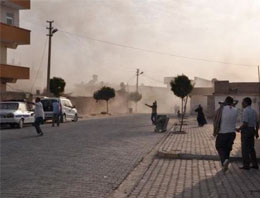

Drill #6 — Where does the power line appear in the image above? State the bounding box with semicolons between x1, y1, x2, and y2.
58;29;258;68
30;37;48;92
126;74;136;84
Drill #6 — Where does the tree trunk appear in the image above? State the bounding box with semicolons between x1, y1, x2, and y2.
106;100;109;114
180;98;184;132
181;98;184;114
184;96;188;116
180;96;189;132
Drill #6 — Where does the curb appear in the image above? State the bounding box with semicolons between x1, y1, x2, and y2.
157;149;260;162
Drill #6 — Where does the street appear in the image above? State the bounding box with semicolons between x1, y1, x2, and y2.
1;114;165;198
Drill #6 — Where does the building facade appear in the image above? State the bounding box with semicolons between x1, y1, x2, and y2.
190;80;260;118
214;81;260;120
0;0;30;92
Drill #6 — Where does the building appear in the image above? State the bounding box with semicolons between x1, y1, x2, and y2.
190;79;260;118
0;0;31;92
164;76;214;88
189;77;215;116
214;81;260;118
190;87;214;116
165;76;215;115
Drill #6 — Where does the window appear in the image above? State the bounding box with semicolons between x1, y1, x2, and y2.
67;100;73;107
0;103;18;110
19;103;27;112
6;13;14;25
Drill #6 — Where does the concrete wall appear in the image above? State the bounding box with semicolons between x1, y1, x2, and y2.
214;95;260;122
0;91;33;102
190;95;208;115
207;96;215;118
193;77;213;88
68;93;129;115
0;45;7;64
0;5;19;26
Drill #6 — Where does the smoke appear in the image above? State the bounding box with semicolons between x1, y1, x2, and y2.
7;0;260;94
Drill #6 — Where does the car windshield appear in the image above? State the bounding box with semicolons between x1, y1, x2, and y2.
41;99;58;111
0;103;19;110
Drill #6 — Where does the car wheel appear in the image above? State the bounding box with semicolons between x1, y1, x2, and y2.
73;114;78;122
62;114;67;123
18;119;24;129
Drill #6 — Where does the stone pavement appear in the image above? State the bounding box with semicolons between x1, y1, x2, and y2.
111;118;260;198
158;118;260;160
1;115;166;198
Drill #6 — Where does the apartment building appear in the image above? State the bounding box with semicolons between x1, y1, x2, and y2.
0;0;31;91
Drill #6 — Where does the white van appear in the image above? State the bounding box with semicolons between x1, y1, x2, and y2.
41;97;78;122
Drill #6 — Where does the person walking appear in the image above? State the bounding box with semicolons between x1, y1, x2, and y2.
237;97;259;170
34;97;44;136
52;100;60;127
195;104;207;127
214;96;238;172
145;101;157;125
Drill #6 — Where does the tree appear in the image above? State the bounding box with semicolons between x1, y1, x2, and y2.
128;92;142;112
93;86;115;114
170;75;193;132
119;82;126;92
50;77;66;97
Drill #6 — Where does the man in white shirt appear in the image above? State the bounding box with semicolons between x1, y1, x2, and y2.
215;96;238;172
34;97;44;136
237;97;259;170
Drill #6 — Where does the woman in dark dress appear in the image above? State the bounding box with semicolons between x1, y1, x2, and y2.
195;104;207;127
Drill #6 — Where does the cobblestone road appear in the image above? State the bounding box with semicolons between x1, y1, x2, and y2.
129;159;260;198
159;118;260;159
121;119;260;198
1;114;165;198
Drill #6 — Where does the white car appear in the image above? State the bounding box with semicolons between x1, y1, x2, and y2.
0;101;35;128
41;97;78;122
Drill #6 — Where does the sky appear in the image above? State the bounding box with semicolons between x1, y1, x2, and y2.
8;0;260;92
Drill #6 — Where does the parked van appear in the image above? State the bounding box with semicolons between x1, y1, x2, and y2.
40;97;78;122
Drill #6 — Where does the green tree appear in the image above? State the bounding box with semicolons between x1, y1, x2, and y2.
128;92;142;112
50;77;66;97
170;75;193;132
93;86;115;114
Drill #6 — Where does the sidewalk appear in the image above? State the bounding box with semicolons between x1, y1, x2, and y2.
158;118;260;161
119;118;260;198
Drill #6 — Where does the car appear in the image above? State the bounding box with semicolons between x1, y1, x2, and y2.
0;101;35;128
40;97;78;123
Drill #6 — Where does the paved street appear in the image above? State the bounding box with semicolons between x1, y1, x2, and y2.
1;114;166;198
114;118;260;198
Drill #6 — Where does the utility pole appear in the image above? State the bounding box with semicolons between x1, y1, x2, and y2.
46;20;58;95
136;69;143;93
135;69;143;112
258;66;260;121
257;65;260;83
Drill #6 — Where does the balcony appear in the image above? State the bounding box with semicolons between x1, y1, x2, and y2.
0;64;30;81
0;0;30;10
0;22;30;49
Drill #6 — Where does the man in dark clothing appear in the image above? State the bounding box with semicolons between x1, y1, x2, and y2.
237;97;259;170
145;101;157;125
195;104;207;127
52;100;61;127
